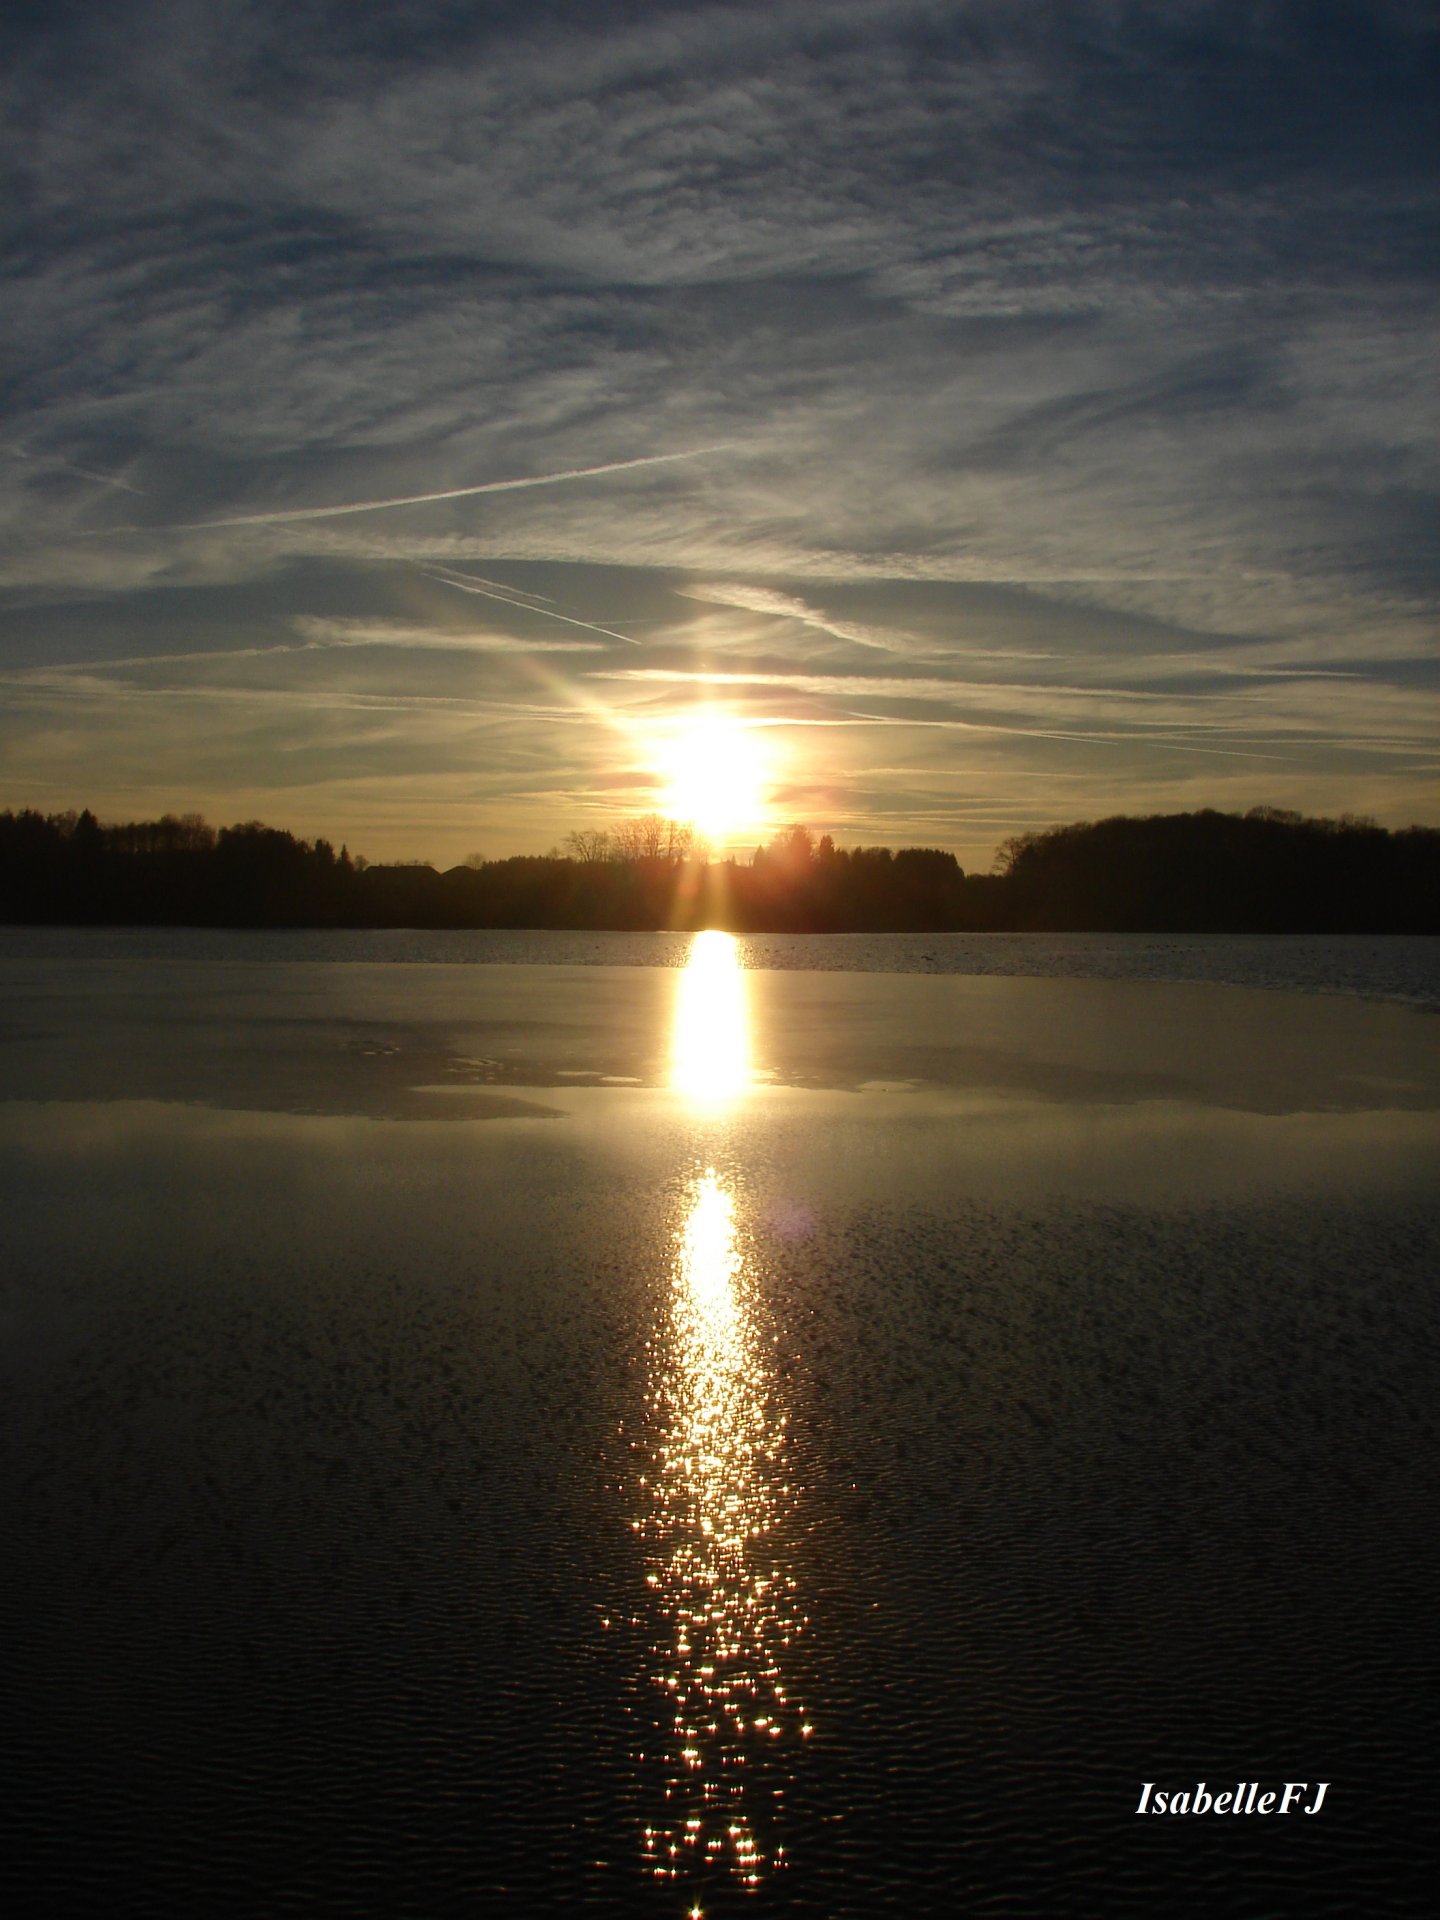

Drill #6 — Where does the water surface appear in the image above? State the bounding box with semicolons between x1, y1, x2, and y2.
2;924;1436;1005
2;934;1435;1914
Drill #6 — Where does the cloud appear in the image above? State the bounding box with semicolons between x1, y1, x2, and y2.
0;0;1434;860
4;441;146;496
676;582;913;653
594;662;1438;760
292;616;604;654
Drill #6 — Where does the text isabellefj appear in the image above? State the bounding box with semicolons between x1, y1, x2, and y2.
1136;1782;1329;1816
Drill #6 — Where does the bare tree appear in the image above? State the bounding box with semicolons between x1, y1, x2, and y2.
613;814;693;862
564;828;614;863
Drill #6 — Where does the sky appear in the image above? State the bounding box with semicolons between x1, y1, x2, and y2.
2;0;1436;871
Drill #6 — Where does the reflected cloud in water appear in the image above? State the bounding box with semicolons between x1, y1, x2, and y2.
632;933;808;1898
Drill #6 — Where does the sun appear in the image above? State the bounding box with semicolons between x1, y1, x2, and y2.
656;711;770;848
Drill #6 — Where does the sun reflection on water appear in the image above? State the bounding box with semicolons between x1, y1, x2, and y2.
636;1168;808;1897
670;929;750;1106
628;930;810;1897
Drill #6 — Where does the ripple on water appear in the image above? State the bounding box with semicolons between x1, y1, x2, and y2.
1;1114;1435;1913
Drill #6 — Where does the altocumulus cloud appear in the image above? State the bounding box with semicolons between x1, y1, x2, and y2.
0;0;1435;864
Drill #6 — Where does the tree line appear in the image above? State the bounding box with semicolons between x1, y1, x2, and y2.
0;804;1435;933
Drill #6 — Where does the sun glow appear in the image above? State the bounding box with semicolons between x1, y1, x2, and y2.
657;713;770;848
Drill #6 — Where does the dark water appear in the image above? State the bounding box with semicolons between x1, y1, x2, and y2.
2;924;1437;1006
2;941;1436;1914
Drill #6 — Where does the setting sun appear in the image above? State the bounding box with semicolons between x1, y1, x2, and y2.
656;713;771;848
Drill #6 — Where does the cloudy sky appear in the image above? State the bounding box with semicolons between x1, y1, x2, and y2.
3;0;1435;868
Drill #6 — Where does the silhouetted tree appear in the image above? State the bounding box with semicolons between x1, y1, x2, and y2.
2;804;1434;933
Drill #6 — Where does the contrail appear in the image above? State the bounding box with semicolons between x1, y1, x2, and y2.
91;446;729;534
423;567;643;647
425;567;556;604
6;441;146;495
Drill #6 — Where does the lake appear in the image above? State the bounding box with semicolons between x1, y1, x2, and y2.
2;931;1436;1915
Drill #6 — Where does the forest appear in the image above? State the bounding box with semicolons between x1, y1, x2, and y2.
0;805;1435;934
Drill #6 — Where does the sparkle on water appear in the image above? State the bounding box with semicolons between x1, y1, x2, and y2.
635;932;808;1894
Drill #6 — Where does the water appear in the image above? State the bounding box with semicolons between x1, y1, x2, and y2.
2;925;1437;1006
1;934;1436;1914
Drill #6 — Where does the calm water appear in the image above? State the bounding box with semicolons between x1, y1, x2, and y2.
2;933;1437;1914
1;925;1438;1006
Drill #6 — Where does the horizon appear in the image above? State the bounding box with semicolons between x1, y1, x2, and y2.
3;4;1436;874
12;795;1440;881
